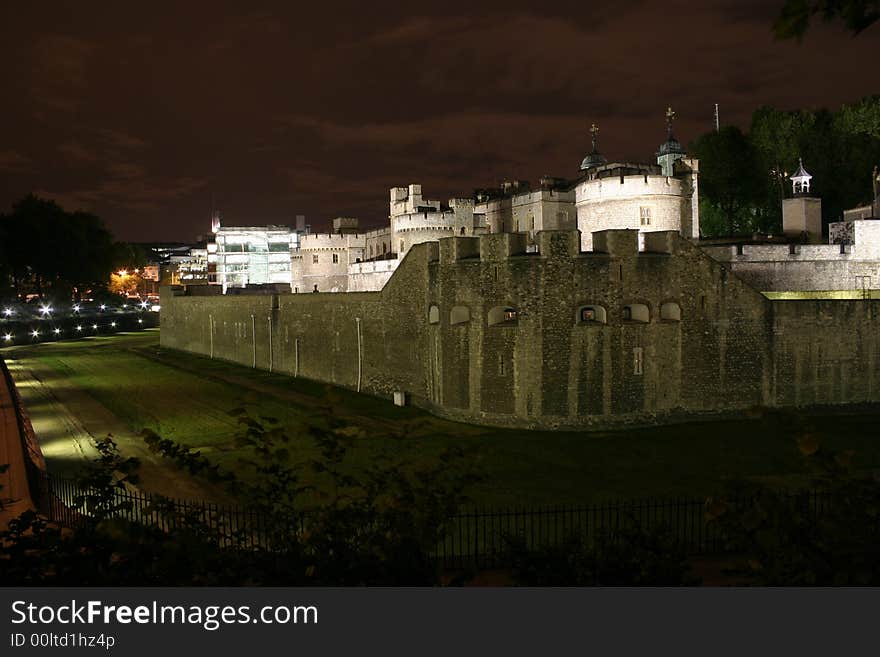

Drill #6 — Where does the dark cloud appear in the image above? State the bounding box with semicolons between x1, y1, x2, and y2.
0;1;877;240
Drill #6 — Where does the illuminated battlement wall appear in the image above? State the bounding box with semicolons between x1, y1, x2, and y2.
162;229;880;430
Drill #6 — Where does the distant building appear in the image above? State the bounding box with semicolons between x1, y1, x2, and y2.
210;225;302;293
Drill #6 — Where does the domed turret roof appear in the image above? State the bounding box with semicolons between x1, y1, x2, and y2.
580;122;607;171
657;106;686;158
657;136;686;157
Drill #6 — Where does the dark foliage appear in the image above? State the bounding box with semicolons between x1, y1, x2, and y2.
775;0;879;40
505;524;699;586
707;423;880;585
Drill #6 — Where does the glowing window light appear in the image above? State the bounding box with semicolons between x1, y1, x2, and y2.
3;333;12;341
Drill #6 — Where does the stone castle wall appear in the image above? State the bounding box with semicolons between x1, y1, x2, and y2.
576;176;689;251
703;243;880;291
161;229;880;430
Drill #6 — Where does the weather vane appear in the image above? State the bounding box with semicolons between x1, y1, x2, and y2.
665;106;676;137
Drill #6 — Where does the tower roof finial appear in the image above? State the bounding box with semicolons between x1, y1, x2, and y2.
665;106;676;138
580;121;607;171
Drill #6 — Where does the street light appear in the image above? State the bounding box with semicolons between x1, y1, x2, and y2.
3;333;12;342
31;330;39;338
92;324;98;330
3;308;12;317
72;304;80;312
76;325;83;332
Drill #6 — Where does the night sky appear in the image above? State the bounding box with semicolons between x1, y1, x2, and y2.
0;1;876;242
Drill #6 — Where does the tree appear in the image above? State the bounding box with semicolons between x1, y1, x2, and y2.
693;97;880;238
775;0;880;39
0;195;116;299
691;127;763;235
109;271;144;297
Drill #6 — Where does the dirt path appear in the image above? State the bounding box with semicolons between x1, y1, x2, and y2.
4;354;231;503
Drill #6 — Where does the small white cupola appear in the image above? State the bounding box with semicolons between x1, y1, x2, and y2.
790;158;812;196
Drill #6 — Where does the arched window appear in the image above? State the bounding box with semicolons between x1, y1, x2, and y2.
660;302;681;321
460;227;466;235
428;305;440;324
622;303;650;323
578;305;607;324
488;306;518;326
450;306;470;325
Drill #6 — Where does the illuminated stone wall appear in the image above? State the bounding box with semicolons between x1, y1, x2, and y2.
161;229;880;430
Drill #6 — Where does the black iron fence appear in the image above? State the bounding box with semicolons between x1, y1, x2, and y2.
43;473;831;569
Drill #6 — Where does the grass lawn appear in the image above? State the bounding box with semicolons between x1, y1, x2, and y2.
5;330;880;507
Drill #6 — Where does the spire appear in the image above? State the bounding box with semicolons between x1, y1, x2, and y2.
665;106;676;139
790;158;812;196
579;121;607;171
657;106;686;175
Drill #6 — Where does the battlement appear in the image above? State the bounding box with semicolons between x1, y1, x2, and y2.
439;236;481;263
298;233;366;250
703;243;853;263
592;229;639;256
576;174;685;203
429;229;685;264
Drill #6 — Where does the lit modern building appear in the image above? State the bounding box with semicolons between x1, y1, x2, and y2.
210;225;301;293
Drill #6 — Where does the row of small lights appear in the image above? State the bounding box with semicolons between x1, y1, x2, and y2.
2;319;145;342
3;301;153;318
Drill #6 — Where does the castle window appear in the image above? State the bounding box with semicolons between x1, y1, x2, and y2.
460;227;466;235
488;306;518;327
382;243;387;254
312;254;319;264
633;347;644;375
578;305;607;324
622;304;650;323
498;353;506;376
400;240;404;252
428;305;440;325
450;306;470;325
640;206;652;226
660;302;681;321
332;253;339;264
